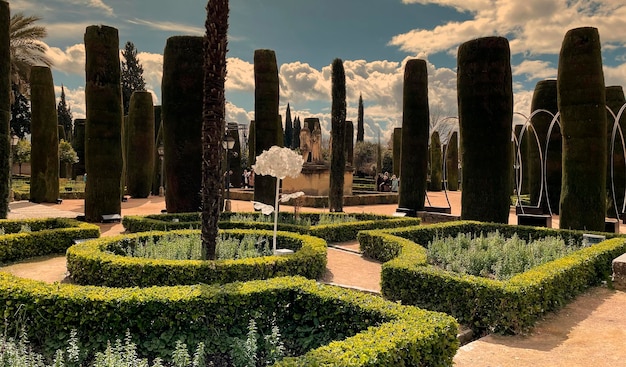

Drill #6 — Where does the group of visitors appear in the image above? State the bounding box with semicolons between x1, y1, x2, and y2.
242;168;255;189
376;172;399;192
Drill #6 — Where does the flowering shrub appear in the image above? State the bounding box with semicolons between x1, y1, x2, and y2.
252;146;304;180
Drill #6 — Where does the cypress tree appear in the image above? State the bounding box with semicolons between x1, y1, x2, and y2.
57;85;73;142
293;116;301;150
606;86;626;218
29;66;59;203
392;127;401;177
398;59;429;212
345;120;354;166
357;94;365;142
121;41;146;115
0;0;10;218
429;131;442;191
71;119;85;179
253;49;279;206
84;25;123;221
458;37;513;224
558;27;606;231
284;103;293;148
276;114;284;147
329;58;346;212
446;132;459;191
126;91;155;198
162;36;204;213
202;0;228;260
528;80;561;214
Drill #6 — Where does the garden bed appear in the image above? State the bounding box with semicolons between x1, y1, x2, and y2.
0;218;100;264
358;221;626;334
122;211;420;242
67;229;327;287
0;274;459;366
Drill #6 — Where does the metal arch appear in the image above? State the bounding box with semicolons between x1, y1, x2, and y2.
607;103;626;218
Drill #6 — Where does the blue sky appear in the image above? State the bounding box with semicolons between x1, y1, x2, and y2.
9;0;626;143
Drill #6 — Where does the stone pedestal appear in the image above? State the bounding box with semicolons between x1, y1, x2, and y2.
613;253;626;290
283;163;353;196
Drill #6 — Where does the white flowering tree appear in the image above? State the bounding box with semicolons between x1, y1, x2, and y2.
252;146;304;253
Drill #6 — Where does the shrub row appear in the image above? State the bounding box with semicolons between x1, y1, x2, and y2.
122;212;420;242
0;218;100;264
358;220;626;334
13;190;85;201
0;275;459;366
67;229;327;287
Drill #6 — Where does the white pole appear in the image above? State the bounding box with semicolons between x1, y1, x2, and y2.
273;178;280;253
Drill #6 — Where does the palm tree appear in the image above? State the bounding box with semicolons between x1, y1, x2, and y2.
9;12;52;99
201;0;229;260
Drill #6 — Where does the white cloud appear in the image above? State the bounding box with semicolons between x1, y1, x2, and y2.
226;58;254;92
391;0;626;57
47;44;85;75
67;0;115;16
512;60;557;81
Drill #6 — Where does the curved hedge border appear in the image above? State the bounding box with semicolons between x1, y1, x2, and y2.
122;212;420;242
0;275;459;366
67;229;327;287
358;220;626;334
0;218;100;264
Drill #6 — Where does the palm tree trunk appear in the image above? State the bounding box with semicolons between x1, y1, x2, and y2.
201;0;229;260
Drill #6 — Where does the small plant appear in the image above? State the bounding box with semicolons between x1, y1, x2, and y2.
230;315;285;367
19;224;32;233
427;231;578;280
123;233;271;261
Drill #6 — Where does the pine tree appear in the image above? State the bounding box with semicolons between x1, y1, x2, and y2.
357;94;364;142
121;41;146;115
57;84;72;142
10;83;30;138
284;103;293;148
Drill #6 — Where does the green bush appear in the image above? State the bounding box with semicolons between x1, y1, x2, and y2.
122;212;420;243
66;229;327;287
0;218;100;264
358;221;626;334
0;275;459;366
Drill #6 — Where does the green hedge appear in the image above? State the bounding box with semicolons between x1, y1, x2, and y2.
66;229;327;287
0;275;459;366
358;221;626;334
122;212;420;243
0;218;100;264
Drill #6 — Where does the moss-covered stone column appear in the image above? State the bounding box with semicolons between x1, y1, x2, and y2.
126;91;155;198
29;66;59;203
458;37;513;224
0;0;11;217
527;80;561;213
558;27;606;231
84;25;123;221
398;59;429;211
162;36;203;213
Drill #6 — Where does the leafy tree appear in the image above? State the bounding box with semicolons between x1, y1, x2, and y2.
121;41;146;115
57;84;72;142
357;94;364;142
13;138;30;175
9;12;52;98
10;83;30;139
202;0;229;260
284;103;293;148
354;141;377;176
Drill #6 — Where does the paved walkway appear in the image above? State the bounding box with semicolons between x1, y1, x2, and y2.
2;194;625;366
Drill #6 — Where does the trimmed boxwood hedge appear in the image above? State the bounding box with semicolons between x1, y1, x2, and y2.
0;275;459;366
358;220;626;335
67;229;327;287
0;218;100;264
122;212;420;242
